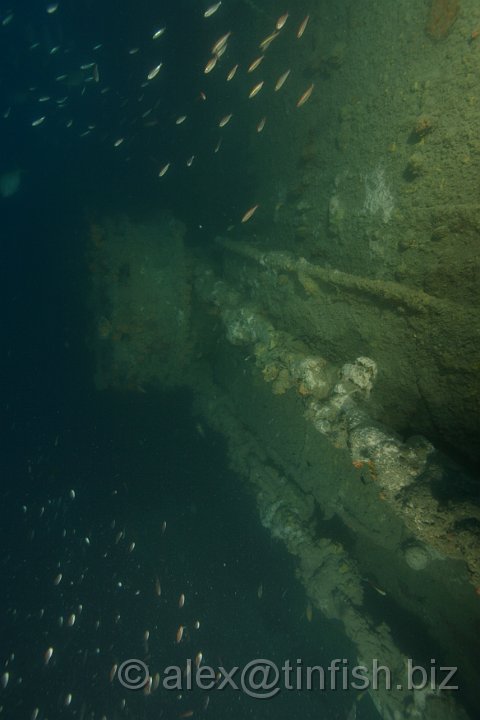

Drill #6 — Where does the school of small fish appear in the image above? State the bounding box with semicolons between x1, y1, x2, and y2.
0;482;207;720
0;4;313;226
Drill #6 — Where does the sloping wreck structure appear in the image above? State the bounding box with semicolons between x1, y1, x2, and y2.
87;1;480;719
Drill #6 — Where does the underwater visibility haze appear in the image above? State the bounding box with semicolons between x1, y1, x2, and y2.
1;1;480;720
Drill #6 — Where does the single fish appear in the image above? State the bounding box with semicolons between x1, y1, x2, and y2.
218;113;233;127
176;624;184;643
204;1;221;18
204;56;217;74
241;204;259;223
275;69;290;91
226;64;239;81
276;12;289;30
296;83;314;107
147;63;162;80
248;80;264;98
248;55;264;72
256;116;266;132
297;15;310;39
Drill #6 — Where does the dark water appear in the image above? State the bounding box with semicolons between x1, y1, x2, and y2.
0;2;381;719
0;0;254;228
0;198;363;720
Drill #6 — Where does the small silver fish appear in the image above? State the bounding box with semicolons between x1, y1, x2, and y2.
241;204;259;223
147;63;162;80
248;81;264;99
204;56;217;74
226;64;238;81
248;56;264;73
275;69;290;91
276;13;289;30
297;15;310;39
204;2;221;18
218;113;233;127
176;624;184;643
296;83;314;107
256;116;266;133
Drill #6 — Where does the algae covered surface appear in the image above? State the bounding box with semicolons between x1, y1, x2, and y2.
242;0;480;465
